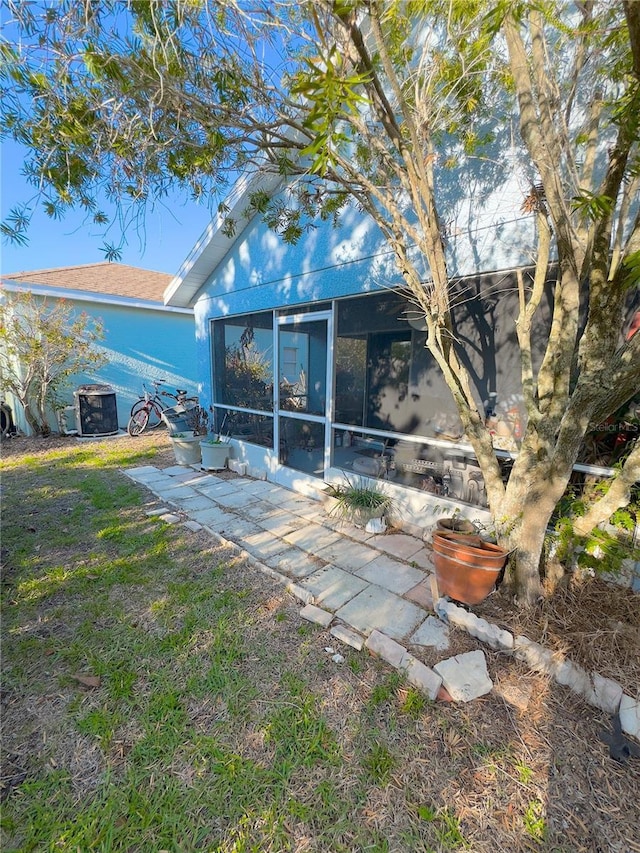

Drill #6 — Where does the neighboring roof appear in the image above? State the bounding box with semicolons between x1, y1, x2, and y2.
165;169;284;308
2;262;172;303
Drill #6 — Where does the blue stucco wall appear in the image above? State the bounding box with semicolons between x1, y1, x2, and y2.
192;183;537;410
8;295;197;435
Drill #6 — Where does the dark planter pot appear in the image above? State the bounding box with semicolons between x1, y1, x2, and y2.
432;530;509;605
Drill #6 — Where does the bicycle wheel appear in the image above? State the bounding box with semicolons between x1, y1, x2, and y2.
130;398;146;418
127;408;150;436
146;401;164;429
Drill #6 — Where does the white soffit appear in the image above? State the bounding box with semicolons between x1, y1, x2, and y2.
164;169;284;308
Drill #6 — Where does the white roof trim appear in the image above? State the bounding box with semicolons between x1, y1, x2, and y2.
1;280;194;314
164;168;284;308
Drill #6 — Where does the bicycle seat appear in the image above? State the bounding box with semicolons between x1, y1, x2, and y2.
176;389;187;395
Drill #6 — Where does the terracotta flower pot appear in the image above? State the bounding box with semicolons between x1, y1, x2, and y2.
432;530;508;605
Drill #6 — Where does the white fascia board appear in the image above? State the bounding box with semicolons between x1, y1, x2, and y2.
164;168;284;308
1;280;193;314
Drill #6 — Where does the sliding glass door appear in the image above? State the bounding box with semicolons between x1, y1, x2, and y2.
276;311;332;477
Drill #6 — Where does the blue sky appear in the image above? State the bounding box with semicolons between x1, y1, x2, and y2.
1;138;213;276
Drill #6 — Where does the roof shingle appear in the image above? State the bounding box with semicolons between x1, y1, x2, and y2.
2;262;172;303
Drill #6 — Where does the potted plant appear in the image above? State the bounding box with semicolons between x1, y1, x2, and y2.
435;506;477;535
169;431;203;466
324;477;392;528
431;529;509;605
198;408;230;471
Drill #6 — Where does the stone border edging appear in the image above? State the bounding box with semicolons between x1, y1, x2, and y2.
434;598;640;741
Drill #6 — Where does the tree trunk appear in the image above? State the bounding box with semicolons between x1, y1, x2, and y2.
573;441;640;537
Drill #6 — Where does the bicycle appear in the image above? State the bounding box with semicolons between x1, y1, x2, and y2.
127;380;197;436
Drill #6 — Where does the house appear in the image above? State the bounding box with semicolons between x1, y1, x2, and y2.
164;154;640;533
163;166;558;529
1;262;198;435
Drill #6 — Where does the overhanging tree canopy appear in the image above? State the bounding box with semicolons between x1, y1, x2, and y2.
2;0;639;604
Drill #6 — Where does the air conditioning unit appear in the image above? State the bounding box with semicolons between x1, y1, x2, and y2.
74;384;119;436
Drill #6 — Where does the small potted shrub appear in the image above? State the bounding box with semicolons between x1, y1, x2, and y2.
168;404;207;465
324;477;391;528
199;407;230;470
169;431;202;465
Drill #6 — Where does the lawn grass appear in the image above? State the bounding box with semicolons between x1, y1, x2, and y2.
1;435;639;852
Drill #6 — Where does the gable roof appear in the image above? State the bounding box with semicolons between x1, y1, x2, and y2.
165;170;284;308
2;262;172;303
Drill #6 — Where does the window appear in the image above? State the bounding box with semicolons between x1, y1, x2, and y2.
213;312;274;412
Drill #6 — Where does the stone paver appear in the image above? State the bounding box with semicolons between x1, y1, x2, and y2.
407;547;433;570
196;481;247;500
263;547;317;579
355;554;426;595
300;603;334;627
126;467;169;483
159;512;181;524
330;624;365;651
190;506;238;528
257;512;306;537
162;465;196;476
405;578;434;609
401;655;442;700
335;585;426;640
368;532;425;560
300;565;370;610
620;694;640;741
282;524;344;554
145;506;171;516
434;650;493;702
365;630;408;668
217;518;262;540
172;495;218;512
126;465;161;477
314;539;380;572
213;490;260;509
241;529;292;560
410;616;450;651
153;486;200;502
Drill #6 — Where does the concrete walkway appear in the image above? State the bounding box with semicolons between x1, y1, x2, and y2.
124;464;437;647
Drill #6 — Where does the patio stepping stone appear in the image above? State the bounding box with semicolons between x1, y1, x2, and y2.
213;490;261;509
405;578;434;609
218;518;262;540
190;506;238;527
355;553;426;595
314;539;380;572
263;547;318;579
163;465;195;476
433;650;493;702
409;616;450;651
368;532;425;560
145;507;171;516
300;603;334;627
126;467;168;484
282;524;344;554
330;624;365;651
335;585;426;641
300;565;370;610
256;512;306;537
170;495;217;512
241;529;292;560
159;513;181;524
